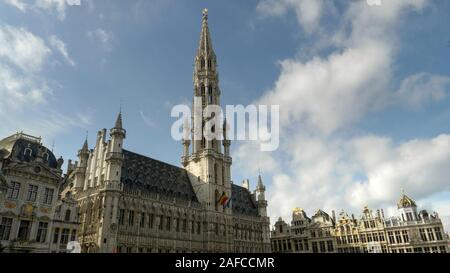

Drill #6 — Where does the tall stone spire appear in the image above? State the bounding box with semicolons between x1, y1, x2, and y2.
114;111;123;129
257;174;265;190
191;8;221;154
198;8;215;59
82;138;89;152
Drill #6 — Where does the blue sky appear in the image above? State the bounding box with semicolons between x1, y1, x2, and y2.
1;0;450;231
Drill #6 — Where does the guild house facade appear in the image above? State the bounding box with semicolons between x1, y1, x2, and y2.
62;10;271;253
271;192;449;253
0;133;80;253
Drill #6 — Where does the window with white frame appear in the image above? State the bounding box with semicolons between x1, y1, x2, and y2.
26;184;38;202
43;188;54;205
6;182;21;199
36;222;48;243
0;217;13;240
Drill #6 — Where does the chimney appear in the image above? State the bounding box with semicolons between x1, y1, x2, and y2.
332;210;336;222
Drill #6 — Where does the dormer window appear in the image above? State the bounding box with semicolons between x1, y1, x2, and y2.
42;153;49;162
24;147;32;157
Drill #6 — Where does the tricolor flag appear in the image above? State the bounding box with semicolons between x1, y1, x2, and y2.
223;197;232;209
218;192;228;205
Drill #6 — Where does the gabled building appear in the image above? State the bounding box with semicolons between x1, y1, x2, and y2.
0;132;79;253
271;191;448;253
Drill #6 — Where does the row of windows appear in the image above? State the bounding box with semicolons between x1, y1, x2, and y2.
419;227;443;241
392;246;447;253
0;217;76;244
118;210;202;235
53;228;77;245
0;218;44;242
6;182;54;205
338;246;389;253
310;229;331;238
199;58;214;70
272;238;333;253
117;247;201;253
337;232;386;245
311;241;334;253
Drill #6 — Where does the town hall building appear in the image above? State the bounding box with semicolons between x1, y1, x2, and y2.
65;9;271;253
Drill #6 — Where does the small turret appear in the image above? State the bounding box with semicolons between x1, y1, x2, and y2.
255;174;267;217
74;138;90;190
110;112;126;139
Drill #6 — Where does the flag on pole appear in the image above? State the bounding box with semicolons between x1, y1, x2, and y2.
223;197;232;209
218;192;228;205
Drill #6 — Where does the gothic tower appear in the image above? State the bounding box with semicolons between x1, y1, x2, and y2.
182;9;233;252
183;9;232;213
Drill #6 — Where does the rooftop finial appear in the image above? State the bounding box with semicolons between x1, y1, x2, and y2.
202;8;208;21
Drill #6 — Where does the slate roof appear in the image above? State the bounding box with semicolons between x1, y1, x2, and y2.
120;150;260;217
0;134;58;169
121;150;199;203
231;184;259;217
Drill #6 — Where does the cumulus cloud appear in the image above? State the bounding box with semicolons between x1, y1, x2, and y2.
49;35;75;66
0;24;87;140
238;0;450;228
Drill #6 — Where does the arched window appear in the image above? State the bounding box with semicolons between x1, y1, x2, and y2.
222;165;225;186
214;163;218;184
200;58;205;69
200;84;206;107
208;86;213;104
65;209;71;221
208;59;212;69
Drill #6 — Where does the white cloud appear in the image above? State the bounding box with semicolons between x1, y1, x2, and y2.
0;25;51;73
2;0;27;11
257;0;327;34
1;0;80;20
0;24;86;140
34;0;68;20
87;28;114;52
396;73;450;109
49;35;75;66
240;0;450;230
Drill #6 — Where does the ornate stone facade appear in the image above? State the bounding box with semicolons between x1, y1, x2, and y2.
271;192;448;253
67;10;271;253
0;133;79;253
